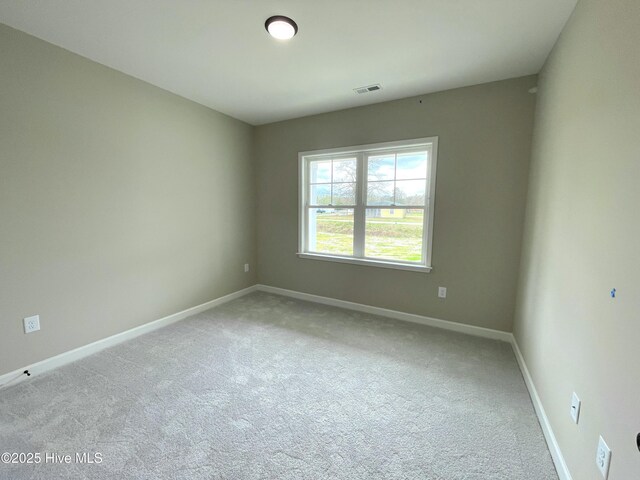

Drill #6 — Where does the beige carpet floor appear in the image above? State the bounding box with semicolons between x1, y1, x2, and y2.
0;292;558;479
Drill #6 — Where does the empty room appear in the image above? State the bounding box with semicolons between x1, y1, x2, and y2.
1;1;638;479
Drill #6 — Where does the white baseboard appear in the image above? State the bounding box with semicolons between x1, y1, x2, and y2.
255;284;512;342
511;337;572;480
0;285;258;390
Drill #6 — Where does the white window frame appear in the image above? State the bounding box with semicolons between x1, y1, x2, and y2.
298;137;438;273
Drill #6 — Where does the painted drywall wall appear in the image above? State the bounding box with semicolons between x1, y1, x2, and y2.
0;24;256;376
513;1;640;479
255;76;537;332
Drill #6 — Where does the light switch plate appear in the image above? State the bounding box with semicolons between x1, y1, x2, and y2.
438;287;447;298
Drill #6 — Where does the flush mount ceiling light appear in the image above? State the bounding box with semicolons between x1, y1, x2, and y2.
265;15;298;40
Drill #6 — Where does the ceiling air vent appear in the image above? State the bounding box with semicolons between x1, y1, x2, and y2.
354;84;382;94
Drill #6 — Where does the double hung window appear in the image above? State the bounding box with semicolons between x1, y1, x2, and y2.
298;138;438;272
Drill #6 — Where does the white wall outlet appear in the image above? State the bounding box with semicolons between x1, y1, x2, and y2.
438;287;447;299
244;263;250;273
596;435;611;479
570;392;581;424
23;315;40;334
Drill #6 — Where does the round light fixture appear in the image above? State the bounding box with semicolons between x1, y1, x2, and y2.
265;15;298;40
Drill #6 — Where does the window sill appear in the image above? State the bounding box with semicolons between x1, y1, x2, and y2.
297;252;432;273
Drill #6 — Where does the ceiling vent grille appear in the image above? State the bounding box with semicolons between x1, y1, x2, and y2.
354;84;382;94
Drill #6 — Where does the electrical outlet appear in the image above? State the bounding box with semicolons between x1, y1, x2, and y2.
23;315;40;334
596;435;611;479
244;263;250;273
570;392;581;424
438;287;447;299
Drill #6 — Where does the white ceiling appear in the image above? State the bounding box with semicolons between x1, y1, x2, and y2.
0;0;577;125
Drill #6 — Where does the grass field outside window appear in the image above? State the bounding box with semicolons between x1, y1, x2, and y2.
312;210;424;262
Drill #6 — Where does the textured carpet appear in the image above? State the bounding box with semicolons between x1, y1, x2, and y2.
0;292;558;479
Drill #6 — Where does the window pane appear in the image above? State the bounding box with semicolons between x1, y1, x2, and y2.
333;158;357;183
332;183;356;205
366;180;394;205
310;160;331;183
308;208;354;256
396;152;427;180
368;155;395;181
310;184;331;205
395;180;426;205
365;209;424;263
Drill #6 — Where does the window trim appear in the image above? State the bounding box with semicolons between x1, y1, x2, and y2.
298;137;438;272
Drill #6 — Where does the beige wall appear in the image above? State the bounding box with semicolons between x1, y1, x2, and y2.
513;1;640;479
255;76;537;332
0;24;256;376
